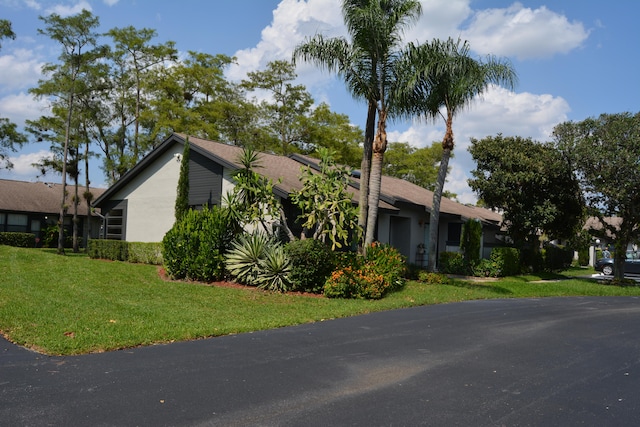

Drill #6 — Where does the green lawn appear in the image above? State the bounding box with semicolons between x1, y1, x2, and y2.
2;245;639;355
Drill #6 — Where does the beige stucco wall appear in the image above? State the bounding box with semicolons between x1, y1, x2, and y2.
112;146;182;242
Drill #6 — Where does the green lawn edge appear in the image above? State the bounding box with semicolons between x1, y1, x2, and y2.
2;245;638;356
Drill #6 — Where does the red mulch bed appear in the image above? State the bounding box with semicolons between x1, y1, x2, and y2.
157;267;323;298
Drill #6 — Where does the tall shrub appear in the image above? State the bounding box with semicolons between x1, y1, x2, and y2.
162;206;236;282
175;137;190;221
461;219;482;265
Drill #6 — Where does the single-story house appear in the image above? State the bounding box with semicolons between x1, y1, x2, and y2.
0;178;105;245
93;133;504;266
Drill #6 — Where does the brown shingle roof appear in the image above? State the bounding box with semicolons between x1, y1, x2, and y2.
0;179;105;216
186;135;400;212
96;133;500;223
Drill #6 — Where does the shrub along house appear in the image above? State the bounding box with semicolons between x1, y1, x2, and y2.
92;133;504;267
0;178;105;245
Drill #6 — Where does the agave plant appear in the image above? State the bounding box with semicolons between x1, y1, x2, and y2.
255;244;292;292
225;232;272;286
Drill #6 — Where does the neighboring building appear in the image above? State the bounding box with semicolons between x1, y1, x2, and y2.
584;216;639;265
93;133;504;266
0;179;105;245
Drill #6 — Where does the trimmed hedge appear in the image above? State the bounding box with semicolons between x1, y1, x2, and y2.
0;232;36;248
127;242;163;265
87;239;163;265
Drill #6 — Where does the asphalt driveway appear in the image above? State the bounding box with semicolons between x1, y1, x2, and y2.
2;297;640;426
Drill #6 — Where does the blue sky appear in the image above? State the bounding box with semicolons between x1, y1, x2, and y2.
0;0;638;203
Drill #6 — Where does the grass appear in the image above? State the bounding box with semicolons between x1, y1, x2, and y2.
2;245;639;355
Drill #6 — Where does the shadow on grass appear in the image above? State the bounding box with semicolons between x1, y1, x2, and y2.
448;280;514;295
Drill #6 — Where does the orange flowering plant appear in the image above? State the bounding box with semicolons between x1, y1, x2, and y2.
324;243;406;299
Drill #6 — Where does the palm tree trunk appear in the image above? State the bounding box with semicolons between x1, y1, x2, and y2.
364;110;387;248
358;101;377;251
428;117;454;272
427;147;451;271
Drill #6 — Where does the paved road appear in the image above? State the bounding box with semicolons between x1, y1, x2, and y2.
2;297;640;426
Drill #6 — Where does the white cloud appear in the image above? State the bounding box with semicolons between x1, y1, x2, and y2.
227;0;342;82
0;48;44;91
0;92;50;126
45;0;92;16
406;0;472;42
103;0;119;6
0;149;54;181
388;85;571;203
461;2;590;59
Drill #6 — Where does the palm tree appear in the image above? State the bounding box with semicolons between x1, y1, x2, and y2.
397;38;517;271
293;0;422;250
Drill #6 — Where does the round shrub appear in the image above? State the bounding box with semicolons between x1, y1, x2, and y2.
438;251;467;275
285;238;336;293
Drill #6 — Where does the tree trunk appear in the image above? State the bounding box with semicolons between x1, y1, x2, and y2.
613;240;627;281
278;207;296;242
427;116;454;272
57;93;75;255
357;101;377;252
427;148;451;271
84;139;92;251
364;110;387;249
72;179;79;253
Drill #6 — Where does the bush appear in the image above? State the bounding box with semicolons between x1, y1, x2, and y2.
0;232;36;248
127;242;163;265
323;243;406;299
577;247;589;266
490;247;521;277
542;245;574;271
87;239;129;261
162;206;236;282
324;266;386;299
225;232;272;286
461;219;482;265
286;238;335;293
41;225;84;249
470;258;501;277
438;252;468;275
225;232;292;292
87;240;163;264
418;271;452;285
365;242;406;292
254;243;292;292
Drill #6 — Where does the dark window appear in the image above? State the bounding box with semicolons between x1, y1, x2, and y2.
448;222;462;244
6;213;28;232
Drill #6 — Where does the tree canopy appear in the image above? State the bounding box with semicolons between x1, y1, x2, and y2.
468;134;584;253
294;0;424;250
553;112;640;279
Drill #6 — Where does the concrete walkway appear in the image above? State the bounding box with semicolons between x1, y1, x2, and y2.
2;297;640;426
